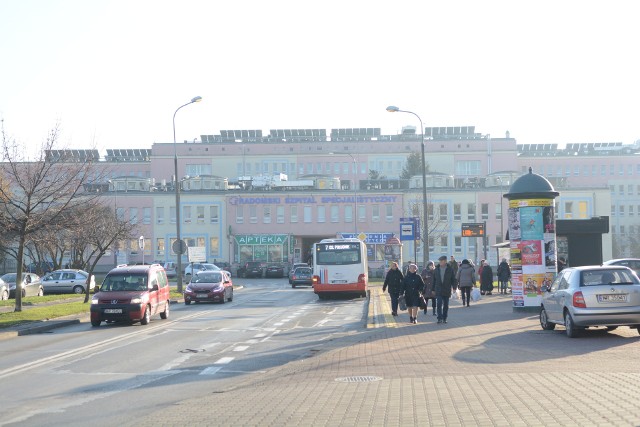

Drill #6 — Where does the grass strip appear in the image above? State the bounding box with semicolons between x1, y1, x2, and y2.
0;302;88;329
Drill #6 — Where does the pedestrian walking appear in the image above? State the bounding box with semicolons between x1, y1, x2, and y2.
456;259;476;307
480;260;494;295
433;255;456;324
497;258;511;294
401;264;424;324
420;261;436;316
449;255;459;295
382;262;404;316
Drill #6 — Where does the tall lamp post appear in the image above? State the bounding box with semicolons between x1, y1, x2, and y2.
173;96;202;292
496;176;504;243
386;105;429;267
331;152;358;234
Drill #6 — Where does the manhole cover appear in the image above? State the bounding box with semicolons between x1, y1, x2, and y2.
335;376;383;383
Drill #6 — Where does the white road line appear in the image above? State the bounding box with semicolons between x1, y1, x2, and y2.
200;367;222;375
233;346;249;352
253;333;267;338
215;357;234;364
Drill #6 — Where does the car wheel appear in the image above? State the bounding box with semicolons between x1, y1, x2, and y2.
91;319;101;327
37;287;44;297
160;300;170;319
228;289;233;302
292;284;296;288
637;327;640;336
606;326;618;331
72;285;84;294
22;289;26;298
185;300;191;305
539;307;556;330
564;311;580;338
1;290;7;300
140;305;151;325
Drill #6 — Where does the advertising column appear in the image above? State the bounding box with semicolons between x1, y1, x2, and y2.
504;168;559;312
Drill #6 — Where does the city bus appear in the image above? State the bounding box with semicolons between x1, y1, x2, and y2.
312;238;368;299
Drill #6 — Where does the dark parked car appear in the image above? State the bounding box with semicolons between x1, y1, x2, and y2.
290;267;313;287
1;273;43;298
265;264;284;278
90;264;170;327
184;270;233;304
539;265;640;337
238;261;263;278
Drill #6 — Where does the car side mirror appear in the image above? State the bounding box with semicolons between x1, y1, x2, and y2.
541;285;549;293
151;284;159;291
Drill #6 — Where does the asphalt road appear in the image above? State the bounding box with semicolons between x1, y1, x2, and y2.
0;278;367;427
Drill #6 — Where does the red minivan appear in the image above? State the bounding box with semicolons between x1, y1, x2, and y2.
90;264;170;327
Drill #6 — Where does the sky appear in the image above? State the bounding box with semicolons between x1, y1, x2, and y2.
1;0;639;155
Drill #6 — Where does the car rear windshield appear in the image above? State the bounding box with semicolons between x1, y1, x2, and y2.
101;274;148;291
295;268;312;274
580;269;639;286
192;272;222;283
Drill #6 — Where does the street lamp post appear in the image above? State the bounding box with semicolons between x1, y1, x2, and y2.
496;176;504;243
330;152;358;234
173;96;202;292
386;105;429;267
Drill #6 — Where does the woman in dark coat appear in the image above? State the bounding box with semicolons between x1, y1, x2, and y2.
382;262;404;316
480;261;494;295
420;261;436;316
401;264;424;324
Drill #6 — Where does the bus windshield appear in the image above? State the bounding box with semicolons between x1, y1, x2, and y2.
315;243;361;265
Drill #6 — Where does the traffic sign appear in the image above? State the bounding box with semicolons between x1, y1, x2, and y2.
172;239;187;255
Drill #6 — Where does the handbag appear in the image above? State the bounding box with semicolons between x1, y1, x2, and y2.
418;295;427;310
398;294;407;311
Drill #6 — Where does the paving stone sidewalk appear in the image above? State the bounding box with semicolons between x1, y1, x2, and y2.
141;287;640;426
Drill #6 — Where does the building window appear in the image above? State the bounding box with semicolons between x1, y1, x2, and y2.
317;205;326;223
331;205;339;223
620;225;625;234
156;238;165;257
385;204;393;222
440;236;448;252
345;205;353;223
277;206;285;224
426;204;434;222
236;206;244;224
250;206;257;223
209;237;219;257
454;204;461;221
439;204;447;221
156;207;164;224
210;205;219;223
565;202;573;219
619;205;625;217
481;203;488;220
263;206;271;224
454;236;462;253
496;203;502;220
619;185;624;195
358;205;366;223
630;205;635;216
304;206;312;223
143;207;151;224
372;205;380;222
467;203;476;221
601;165;607;175
129;207;138;225
290;206;298;223
183;206;191;224
170;206;176;224
197;206;205;224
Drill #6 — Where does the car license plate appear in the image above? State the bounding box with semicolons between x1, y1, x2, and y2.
332;280;348;284
597;294;628;303
196;293;208;298
104;308;122;314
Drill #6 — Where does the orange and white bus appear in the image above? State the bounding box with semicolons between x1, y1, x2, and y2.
312;238;368;299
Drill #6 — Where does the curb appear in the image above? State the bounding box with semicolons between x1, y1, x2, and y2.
0;318;82;341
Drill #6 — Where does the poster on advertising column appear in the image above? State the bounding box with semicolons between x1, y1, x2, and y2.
508;199;557;308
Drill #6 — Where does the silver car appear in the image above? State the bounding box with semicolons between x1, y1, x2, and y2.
539;266;640;337
41;269;89;294
1;273;43;298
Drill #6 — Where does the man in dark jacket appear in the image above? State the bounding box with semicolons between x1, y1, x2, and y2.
382;261;404;316
497;258;511;294
433;255;456;324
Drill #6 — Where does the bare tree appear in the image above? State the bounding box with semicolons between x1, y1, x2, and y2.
0;123;101;311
